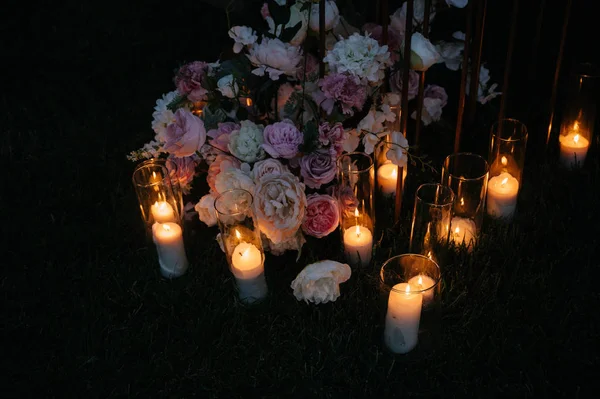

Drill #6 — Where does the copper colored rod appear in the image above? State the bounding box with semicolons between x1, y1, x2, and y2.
498;0;519;122
454;0;475;153
319;0;326;78
466;0;487;128
381;0;390;93
528;0;546;86
414;0;432;148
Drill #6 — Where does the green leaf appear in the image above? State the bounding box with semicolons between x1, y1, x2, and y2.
166;94;188;111
299;120;319;154
203;106;227;131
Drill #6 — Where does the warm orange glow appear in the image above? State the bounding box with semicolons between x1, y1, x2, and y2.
355;225;361;237
501;156;507;166
246;98;253;107
235;229;241;240
418;276;424;285
354;208;359;218
242;248;250;257
427;252;432;260
391;168;397;178
460;197;464;207
405;285;411;294
163;224;171;232
455;227;460;234
501;177;508;186
574;134;580;144
574;121;579;131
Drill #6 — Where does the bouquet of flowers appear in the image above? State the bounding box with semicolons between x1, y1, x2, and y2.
128;0;500;256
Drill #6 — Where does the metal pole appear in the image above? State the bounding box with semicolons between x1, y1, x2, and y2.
498;0;519;122
414;0;432;148
466;0;487;128
454;0;474;153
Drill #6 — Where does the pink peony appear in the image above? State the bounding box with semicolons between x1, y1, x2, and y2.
207;154;241;194
390;68;419;101
207;122;239;153
302;194;340;238
318;73;367;115
167;155;199;193
163;109;207;157
318;122;346;157
299;149;337;189
174;61;209;102
262;120;304;159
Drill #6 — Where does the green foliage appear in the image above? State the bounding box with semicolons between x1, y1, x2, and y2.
202;106;228;130
166;94;188;111
299;119;319;154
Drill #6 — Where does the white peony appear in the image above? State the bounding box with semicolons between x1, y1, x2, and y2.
214;167;256;196
404;33;441;71
309;0;340;33
253;172;307;244
251;158;290;182
247;37;303;80
290;260;351;304
217;74;239;99
323;33;392;85
227;120;266;163
386;132;409;167
194;193;218;227
151;90;179;141
228;26;258;54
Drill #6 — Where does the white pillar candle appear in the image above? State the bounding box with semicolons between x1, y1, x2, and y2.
450;216;477;252
343;225;373;267
377;163;408;196
559;132;589;168
152;222;188;278
231;242;267;303
486;172;519;219
151;201;176;223
407;274;436;307
384;283;423;354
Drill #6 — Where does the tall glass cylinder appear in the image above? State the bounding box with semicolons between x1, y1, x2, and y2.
380;254;441;355
337;152;375;268
558;63;598;169
441;153;489;252
409;184;454;265
487;119;528;220
214;189;267;304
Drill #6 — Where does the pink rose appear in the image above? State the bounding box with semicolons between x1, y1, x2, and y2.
299;149;337;189
262;120;304;159
167;155;199;194
207;122;239;153
163;109;207;157
174;61;210;102
424;84;448;107
390;68;419;101
302;194;340;238
207;154;241;193
318;73;367;116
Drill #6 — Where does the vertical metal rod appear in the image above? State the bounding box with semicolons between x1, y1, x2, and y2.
466;0;487;128
381;0;390;93
527;0;546;86
546;0;573;146
498;0;519;122
414;0;433;147
319;0;326;78
454;0;475;153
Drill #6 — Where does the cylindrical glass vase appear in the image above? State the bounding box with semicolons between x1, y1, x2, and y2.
487;119;528;220
558;64;599;169
380;254;441;355
214;189;267;304
337;152;375;268
409;184;455;265
441;153;489;252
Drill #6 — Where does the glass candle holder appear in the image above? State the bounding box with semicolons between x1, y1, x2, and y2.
214;189;267;304
487;119;528;220
558;64;599;169
380;254;442;355
337;152;375;268
441;153;489;252
409;184;455;265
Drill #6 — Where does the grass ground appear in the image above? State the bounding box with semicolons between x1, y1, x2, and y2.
4;1;600;397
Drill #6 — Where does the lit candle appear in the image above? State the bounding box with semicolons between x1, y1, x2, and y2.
559;124;589;168
151;200;176;223
486;172;519;219
384;283;423;354
407;275;436;307
152;222;189;278
230;231;267;303
343;223;373;267
377;163;408;196
450;216;477;252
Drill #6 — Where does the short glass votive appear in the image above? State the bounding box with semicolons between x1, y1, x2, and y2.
487;119;528;220
214;189;267;304
558;63;599;169
337;152;375;268
409;184;455;265
380;254;442;355
441;153;489;251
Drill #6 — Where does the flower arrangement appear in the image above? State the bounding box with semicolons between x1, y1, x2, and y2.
129;0;501;256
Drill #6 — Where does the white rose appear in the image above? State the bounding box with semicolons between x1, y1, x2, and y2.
194;193;217;227
411;97;444;126
406;32;441;71
391;0;436;33
385;132;409;167
247;37;303;80
253;172;307;244
217;74;238;99
446;0;468;8
214;168;256;196
251;158;290;182
290;260;351;304
228;26;258;54
309;0;340;33
227;120;266;163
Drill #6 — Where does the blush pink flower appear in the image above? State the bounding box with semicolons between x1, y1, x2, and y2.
207;154;241;194
318;73;367;115
318;122;346;157
163;109;207;157
330;185;358;217
262;120;304;159
299;149;337;189
390;68;419;101
174;61;209;102
302;194;340;238
207;122;239;153
167;155;199;194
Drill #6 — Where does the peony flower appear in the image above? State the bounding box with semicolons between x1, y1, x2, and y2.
446;0;468;8
228;26;258;53
163;109;207;157
151;90;178;141
217;74;238;98
389;68;419;100
411;85;448;126
435;40;464;71
253;172;307;244
214;166;255;196
207;154;241;193
318;122;346;157
290;260;351;304
247;37;303;80
262;229;306;258
174;61;210;102
207;122;239;153
323;33;392;85
299;149;337;189
403;32;441;71
302;194;340;238
228;120;266;163
262;119;303;159
167;155;198;194
385;132;409;168
296;53;320;82
318;73;368;115
195;193;218;227
251;158;290;182
262;2;309;46
309;0;340;33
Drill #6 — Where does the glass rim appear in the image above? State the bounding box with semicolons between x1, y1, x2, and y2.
214;188;254;216
415;183;455;207
443;152;489;181
132;159;176;188
490;118;529;142
379;253;442;295
337;151;374;173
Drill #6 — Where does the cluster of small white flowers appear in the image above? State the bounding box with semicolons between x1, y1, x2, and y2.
323;33;392;85
126;140;163;161
467;65;502;105
151;90;179;141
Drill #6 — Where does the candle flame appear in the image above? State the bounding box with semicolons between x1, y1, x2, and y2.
354;208;359;217
574;134;580;144
355;225;360;237
501;156;507;166
235;229;241;239
163;224;171;232
405;285;411;294
501;177;508;186
460;197;464;207
418;276;423;285
246;98;253;107
455;227;460;234
574;121;579;131
242;247;250;257
391;168;397;178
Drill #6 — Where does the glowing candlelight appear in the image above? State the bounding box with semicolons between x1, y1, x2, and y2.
486;172;519;219
384;282;423;354
559;122;590;168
